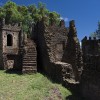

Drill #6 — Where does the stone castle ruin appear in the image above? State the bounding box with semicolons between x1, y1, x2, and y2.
0;18;82;83
0;19;37;73
0;18;99;99
81;37;100;100
32;19;83;83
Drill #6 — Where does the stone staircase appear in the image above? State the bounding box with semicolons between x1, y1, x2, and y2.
22;39;37;74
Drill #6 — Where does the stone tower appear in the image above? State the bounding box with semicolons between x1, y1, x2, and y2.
0;19;23;70
62;20;83;82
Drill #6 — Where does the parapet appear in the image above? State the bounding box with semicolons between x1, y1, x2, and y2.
82;36;99;41
0;18;22;30
69;20;75;27
60;20;65;27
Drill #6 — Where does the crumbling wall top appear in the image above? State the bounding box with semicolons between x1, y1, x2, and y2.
0;18;22;32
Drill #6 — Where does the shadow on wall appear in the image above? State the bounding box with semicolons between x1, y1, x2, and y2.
66;95;85;100
65;85;86;100
5;68;22;75
66;89;88;100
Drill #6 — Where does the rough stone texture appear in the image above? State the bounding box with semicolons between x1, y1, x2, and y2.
81;37;100;100
0;19;28;70
22;39;37;74
81;70;100;100
33;20;68;75
0;20;23;70
33;20;83;84
62;20;83;82
0;19;37;73
54;62;74;83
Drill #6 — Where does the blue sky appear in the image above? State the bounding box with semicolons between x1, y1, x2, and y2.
1;0;100;41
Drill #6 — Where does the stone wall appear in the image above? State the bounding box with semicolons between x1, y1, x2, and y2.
7;55;22;70
2;30;20;55
81;37;100;100
62;20;83;82
0;19;23;70
33;20;83;84
0;27;3;69
81;70;100;100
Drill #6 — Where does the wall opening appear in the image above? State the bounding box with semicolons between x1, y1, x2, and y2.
7;34;13;46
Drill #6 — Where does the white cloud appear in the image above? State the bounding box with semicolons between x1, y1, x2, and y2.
60;17;69;22
60;17;63;20
64;17;68;22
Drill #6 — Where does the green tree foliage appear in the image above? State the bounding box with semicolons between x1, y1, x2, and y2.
4;1;22;23
49;12;60;25
90;21;100;39
0;1;60;33
90;32;97;38
0;7;6;19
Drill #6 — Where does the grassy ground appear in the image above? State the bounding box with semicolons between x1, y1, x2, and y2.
0;70;71;100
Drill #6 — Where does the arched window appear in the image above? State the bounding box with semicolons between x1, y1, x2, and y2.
7;34;13;46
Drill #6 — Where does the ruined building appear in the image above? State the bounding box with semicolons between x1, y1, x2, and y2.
32;19;83;84
0;18;83;84
81;37;100;100
0;19;37;73
0;17;100;99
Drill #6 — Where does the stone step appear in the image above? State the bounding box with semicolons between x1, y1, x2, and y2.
25;54;37;57
26;52;37;54
22;69;37;73
27;48;36;50
22;67;37;70
26;51;36;53
22;39;37;74
23;68;36;70
24;56;37;58
23;65;36;68
23;60;36;62
22;68;36;70
23;69;36;71
27;47;36;49
27;51;36;53
23;58;36;62
23;62;36;64
22;70;37;74
23;59;36;61
23;60;36;63
25;55;37;57
23;57;36;59
23;55;36;57
23;63;36;66
27;51;37;54
23;63;36;65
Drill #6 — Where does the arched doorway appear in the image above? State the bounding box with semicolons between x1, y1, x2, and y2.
7;34;13;46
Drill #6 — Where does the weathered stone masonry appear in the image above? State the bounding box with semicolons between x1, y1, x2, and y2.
0;18;83;93
0;17;100;100
0;19;23;70
32;20;83;83
81;37;100;100
0;19;37;73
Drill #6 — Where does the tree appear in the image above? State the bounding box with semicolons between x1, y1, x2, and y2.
4;1;22;23
90;21;100;39
49;12;60;25
0;1;61;33
0;7;6;20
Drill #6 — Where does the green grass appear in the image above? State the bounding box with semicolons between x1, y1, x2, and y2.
0;71;71;100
